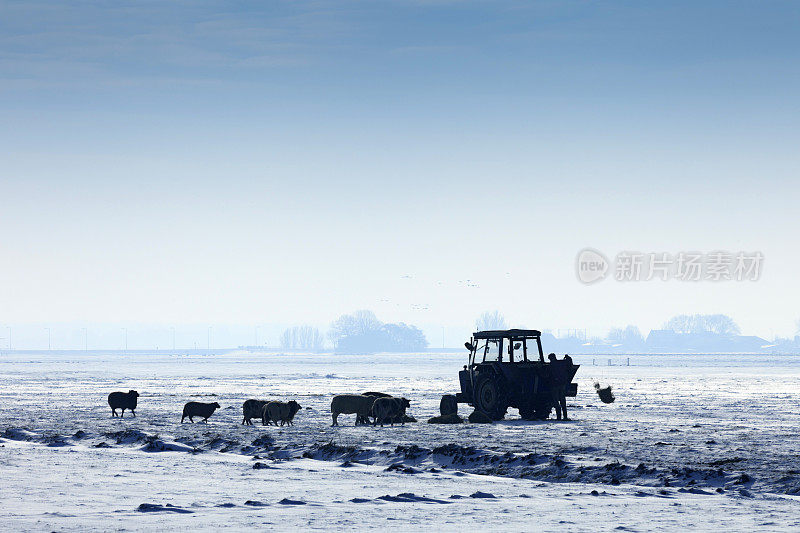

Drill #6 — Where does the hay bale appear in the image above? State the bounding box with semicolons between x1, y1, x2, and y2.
594;382;615;404
439;394;458;416
468;410;493;424
427;413;464;424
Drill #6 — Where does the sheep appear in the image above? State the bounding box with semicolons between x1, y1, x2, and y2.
371;397;411;427
357;392;393;424
242;399;268;425
330;394;378;426
361;391;392;398
262;400;301;426
361;392;415;424
108;390;139;418
181;401;221;423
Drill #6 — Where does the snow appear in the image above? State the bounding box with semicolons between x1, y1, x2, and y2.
2;351;800;531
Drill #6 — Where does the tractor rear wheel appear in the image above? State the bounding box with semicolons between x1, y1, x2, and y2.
474;375;508;421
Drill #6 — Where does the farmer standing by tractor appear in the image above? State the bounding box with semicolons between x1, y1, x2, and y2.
548;353;571;421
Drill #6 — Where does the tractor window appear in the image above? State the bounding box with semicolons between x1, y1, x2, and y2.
482;340;502;362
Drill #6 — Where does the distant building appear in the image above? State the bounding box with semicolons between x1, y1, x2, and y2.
729;335;769;352
645;330;769;353
645;330;684;352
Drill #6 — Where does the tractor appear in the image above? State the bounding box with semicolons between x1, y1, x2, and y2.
453;329;579;420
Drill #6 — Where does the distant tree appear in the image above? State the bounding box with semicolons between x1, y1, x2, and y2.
607;328;624;342
607;325;644;345
624;325;644;343
664;314;693;334
381;323;428;351
328;310;428;353
328;310;381;345
475;311;507;332
703;314;740;336
280;325;324;351
664;314;740;336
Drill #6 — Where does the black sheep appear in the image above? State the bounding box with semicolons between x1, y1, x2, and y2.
181;401;221;423
242;399;268;425
108;390;139;418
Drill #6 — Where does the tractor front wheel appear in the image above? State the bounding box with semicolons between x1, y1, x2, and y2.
474;375;508;421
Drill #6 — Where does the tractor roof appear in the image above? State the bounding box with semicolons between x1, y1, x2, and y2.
473;329;541;340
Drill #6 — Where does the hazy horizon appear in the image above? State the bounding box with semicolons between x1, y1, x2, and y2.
0;311;793;351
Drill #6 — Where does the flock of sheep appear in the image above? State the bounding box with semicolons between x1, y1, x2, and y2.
330;392;411;427
107;390;412;427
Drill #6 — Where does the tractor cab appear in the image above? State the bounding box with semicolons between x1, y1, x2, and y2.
465;329;545;365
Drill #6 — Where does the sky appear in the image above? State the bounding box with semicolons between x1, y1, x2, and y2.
1;1;799;348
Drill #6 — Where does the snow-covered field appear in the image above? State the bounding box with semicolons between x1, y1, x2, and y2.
2;351;800;531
